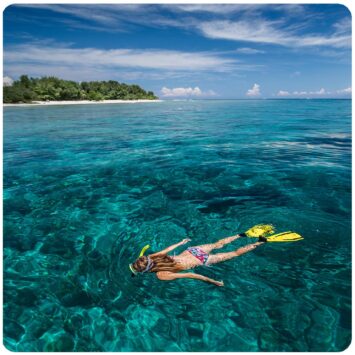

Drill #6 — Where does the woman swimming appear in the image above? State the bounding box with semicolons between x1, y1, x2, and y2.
129;233;268;287
129;225;303;286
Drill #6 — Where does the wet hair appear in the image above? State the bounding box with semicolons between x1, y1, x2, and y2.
131;256;151;273
131;254;181;274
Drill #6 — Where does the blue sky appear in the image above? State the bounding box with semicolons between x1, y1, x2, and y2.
3;3;352;99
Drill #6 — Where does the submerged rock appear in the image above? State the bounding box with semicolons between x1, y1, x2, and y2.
4;319;25;341
43;332;75;352
60;290;94;307
15;287;38;307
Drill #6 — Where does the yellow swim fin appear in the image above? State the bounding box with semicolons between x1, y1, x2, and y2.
244;224;275;237
266;231;304;242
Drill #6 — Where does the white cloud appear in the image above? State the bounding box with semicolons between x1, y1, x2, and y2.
333;17;351;35
161;86;216;97
17;4;132;27
246;83;261;97
14;5;351;52
4;43;237;80
5;45;233;71
292;89;326;96
277;90;290;96
290;71;301;78
172;4;306;17
3;76;14;86
234;47;265;54
170;4;244;14
293;91;307;95
311;88;326;95
198;19;351;48
336;87;352;94
277;87;351;97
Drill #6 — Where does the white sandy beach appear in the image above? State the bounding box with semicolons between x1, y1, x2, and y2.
3;99;162;107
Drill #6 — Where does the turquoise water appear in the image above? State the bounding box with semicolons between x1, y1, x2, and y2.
3;100;351;351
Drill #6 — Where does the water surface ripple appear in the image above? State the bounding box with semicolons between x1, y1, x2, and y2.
3;100;351;351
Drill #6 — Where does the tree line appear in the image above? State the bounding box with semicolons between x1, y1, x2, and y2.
3;75;158;103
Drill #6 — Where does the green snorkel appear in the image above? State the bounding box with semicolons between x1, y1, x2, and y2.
129;244;150;276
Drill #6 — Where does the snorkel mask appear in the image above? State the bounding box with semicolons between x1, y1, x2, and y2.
129;244;150;277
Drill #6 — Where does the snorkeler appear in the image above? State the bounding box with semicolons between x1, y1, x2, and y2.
129;225;303;286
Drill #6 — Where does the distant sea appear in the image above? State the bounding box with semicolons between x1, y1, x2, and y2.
3;100;351;351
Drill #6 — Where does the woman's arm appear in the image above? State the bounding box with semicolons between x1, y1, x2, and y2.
150;238;191;257
156;271;224;287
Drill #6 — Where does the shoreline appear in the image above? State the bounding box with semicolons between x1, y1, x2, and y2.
3;99;162;107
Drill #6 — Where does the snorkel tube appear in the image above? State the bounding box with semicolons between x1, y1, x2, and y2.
139;244;150;257
129;244;150;276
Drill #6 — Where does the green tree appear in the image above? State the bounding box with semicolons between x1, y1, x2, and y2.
3;75;158;103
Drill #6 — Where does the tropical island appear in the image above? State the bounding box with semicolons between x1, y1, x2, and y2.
3;75;158;104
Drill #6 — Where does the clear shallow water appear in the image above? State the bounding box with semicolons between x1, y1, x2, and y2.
3;100;351;351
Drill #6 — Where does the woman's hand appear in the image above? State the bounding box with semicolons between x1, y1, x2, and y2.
213;280;224;287
180;238;191;245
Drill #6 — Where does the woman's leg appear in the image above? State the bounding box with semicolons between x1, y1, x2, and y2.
206;241;264;265
195;234;242;254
